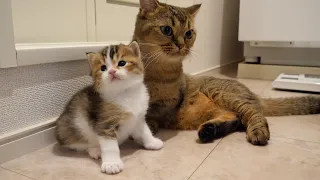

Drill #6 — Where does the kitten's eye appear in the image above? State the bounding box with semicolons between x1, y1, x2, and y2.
185;30;193;39
101;65;107;71
160;26;173;36
118;60;126;67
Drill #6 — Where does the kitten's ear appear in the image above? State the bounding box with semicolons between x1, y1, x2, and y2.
129;41;141;58
139;0;159;13
86;52;98;69
185;4;202;16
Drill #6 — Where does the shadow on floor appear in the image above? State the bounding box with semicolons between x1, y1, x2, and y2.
51;129;178;164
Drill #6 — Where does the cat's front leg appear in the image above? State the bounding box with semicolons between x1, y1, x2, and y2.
131;118;163;150
98;136;123;174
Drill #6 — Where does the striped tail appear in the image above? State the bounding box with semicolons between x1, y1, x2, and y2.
261;96;320;116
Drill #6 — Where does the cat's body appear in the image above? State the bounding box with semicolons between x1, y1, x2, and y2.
55;42;163;175
133;0;320;145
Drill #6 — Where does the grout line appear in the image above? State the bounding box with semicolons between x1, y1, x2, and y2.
0;166;37;180
271;134;320;144
257;81;272;96
186;138;223;180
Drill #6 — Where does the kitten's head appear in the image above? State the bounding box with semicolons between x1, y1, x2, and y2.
134;0;201;60
86;41;144;91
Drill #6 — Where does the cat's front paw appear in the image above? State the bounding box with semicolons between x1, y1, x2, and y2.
144;138;163;150
101;159;124;175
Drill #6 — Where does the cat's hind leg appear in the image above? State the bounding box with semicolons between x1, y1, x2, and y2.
197;113;243;143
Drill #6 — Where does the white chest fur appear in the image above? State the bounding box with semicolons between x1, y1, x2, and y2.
101;83;149;143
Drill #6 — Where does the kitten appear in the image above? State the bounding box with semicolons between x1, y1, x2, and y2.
55;41;163;175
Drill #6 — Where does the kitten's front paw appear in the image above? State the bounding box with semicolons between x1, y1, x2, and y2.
101;159;124;175
144;138;163;150
88;147;101;160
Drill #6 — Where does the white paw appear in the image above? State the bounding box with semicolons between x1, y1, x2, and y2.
88;147;101;160
144;138;164;150
101;159;124;175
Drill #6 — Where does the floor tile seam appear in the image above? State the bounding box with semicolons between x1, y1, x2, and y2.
257;81;272;96
0;166;37;180
271;134;320;144
185;138;223;180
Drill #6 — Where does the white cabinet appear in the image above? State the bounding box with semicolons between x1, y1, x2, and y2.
11;0;88;43
239;0;320;42
95;0;139;42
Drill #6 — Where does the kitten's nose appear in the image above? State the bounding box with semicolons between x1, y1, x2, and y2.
109;69;116;75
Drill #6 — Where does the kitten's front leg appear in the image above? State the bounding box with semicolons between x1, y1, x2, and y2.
98;137;123;174
132;118;163;150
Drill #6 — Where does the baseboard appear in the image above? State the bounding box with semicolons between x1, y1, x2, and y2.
0;59;242;164
191;58;243;76
238;62;320;80
0;127;56;164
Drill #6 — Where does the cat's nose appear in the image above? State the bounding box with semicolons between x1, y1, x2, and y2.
177;44;185;50
108;69;116;75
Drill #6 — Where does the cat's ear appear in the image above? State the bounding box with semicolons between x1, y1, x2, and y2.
185;4;202;16
129;41;141;58
139;0;159;13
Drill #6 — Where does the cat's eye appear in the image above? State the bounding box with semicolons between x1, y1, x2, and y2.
185;30;193;39
160;26;173;36
101;65;107;71
118;60;126;67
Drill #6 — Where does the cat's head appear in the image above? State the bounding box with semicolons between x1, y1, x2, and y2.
86;41;144;91
134;0;201;60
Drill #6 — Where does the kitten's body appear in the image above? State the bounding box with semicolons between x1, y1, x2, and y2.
133;0;320;145
55;42;163;175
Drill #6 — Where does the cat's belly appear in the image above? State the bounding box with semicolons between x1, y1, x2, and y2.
176;92;220;130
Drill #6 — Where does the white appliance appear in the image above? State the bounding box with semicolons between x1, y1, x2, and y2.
272;73;320;93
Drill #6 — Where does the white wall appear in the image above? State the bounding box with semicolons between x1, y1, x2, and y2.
185;0;242;73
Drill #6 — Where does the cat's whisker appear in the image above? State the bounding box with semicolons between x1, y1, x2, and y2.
142;49;161;58
138;42;160;47
188;52;196;62
144;51;162;69
187;48;200;56
143;50;162;68
145;51;163;69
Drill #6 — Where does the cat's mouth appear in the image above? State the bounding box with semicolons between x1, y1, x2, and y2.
169;50;189;57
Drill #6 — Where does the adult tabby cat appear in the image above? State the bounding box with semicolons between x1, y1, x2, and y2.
133;0;320;145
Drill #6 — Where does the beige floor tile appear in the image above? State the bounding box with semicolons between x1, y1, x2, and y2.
260;82;320;98
189;133;320;180
0;168;34;180
2;130;217;180
267;115;320;143
237;79;270;94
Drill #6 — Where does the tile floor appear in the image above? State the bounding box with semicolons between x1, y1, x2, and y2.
1;64;320;180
